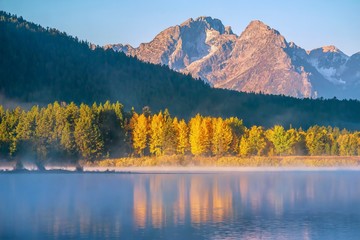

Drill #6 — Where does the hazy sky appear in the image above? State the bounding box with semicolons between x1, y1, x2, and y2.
0;0;359;55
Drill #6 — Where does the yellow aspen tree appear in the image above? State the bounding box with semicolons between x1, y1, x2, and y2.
286;128;301;155
175;118;189;155
163;110;177;155
239;129;250;157
149;112;164;156
200;117;213;155
211;118;233;156
266;125;298;156
131;113;148;156
239;126;266;156
173;117;180;152
189;114;203;155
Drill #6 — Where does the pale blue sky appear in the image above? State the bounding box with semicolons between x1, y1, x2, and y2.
0;0;359;55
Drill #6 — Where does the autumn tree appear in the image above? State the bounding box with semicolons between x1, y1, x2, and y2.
225;117;245;154
149;112;164;156
211;118;233;156
174;118;189;155
189;114;203;156
239;126;267;157
131;113;149;156
266;125;299;156
201;117;213;155
305;126;331;155
162;109;177;155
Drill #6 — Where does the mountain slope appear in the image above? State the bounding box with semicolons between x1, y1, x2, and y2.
108;17;360;99
213;20;313;98
2;11;360;129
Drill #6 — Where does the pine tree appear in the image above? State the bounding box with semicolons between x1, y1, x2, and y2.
16;106;38;155
74;104;104;160
35;104;56;160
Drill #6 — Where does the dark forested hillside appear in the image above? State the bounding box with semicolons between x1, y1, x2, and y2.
1;11;360;129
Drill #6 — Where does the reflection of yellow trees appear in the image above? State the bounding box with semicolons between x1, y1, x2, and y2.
173;177;186;224
132;175;334;228
190;177;210;223
212;177;232;223
132;176;236;227
133;176;164;229
150;176;163;228
133;179;147;228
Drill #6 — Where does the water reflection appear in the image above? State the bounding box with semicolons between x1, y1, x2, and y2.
1;172;360;239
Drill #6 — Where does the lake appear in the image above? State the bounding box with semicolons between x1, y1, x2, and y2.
1;171;360;239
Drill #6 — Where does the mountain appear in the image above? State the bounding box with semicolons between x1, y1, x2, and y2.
2;11;360;130
108;17;360;99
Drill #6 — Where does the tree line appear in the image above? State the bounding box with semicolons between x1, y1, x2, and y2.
1;102;360;166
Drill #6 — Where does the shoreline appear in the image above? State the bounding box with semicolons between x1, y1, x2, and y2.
2;166;360;173
1;156;360;173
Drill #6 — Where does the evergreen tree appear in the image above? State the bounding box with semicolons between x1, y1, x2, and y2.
74;104;104;159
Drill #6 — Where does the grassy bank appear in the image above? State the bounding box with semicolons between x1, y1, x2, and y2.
85;155;360;168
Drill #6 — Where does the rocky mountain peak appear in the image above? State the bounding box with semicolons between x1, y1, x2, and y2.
242;20;280;36
239;20;286;48
309;45;348;59
225;26;234;35
322;45;342;53
180;16;227;35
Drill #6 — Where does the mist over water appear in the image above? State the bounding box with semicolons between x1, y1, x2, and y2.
1;172;360;239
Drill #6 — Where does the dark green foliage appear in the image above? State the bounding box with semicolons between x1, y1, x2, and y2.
0;102;125;163
1;11;360;130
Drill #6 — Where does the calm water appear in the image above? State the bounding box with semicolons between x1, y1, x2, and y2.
1;171;360;239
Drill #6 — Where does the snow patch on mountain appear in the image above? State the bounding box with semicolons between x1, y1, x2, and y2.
308;58;345;84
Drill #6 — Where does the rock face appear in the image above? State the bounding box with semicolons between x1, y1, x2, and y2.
107;17;360;99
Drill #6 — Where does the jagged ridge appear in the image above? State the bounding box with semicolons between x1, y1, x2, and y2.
108;17;360;99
